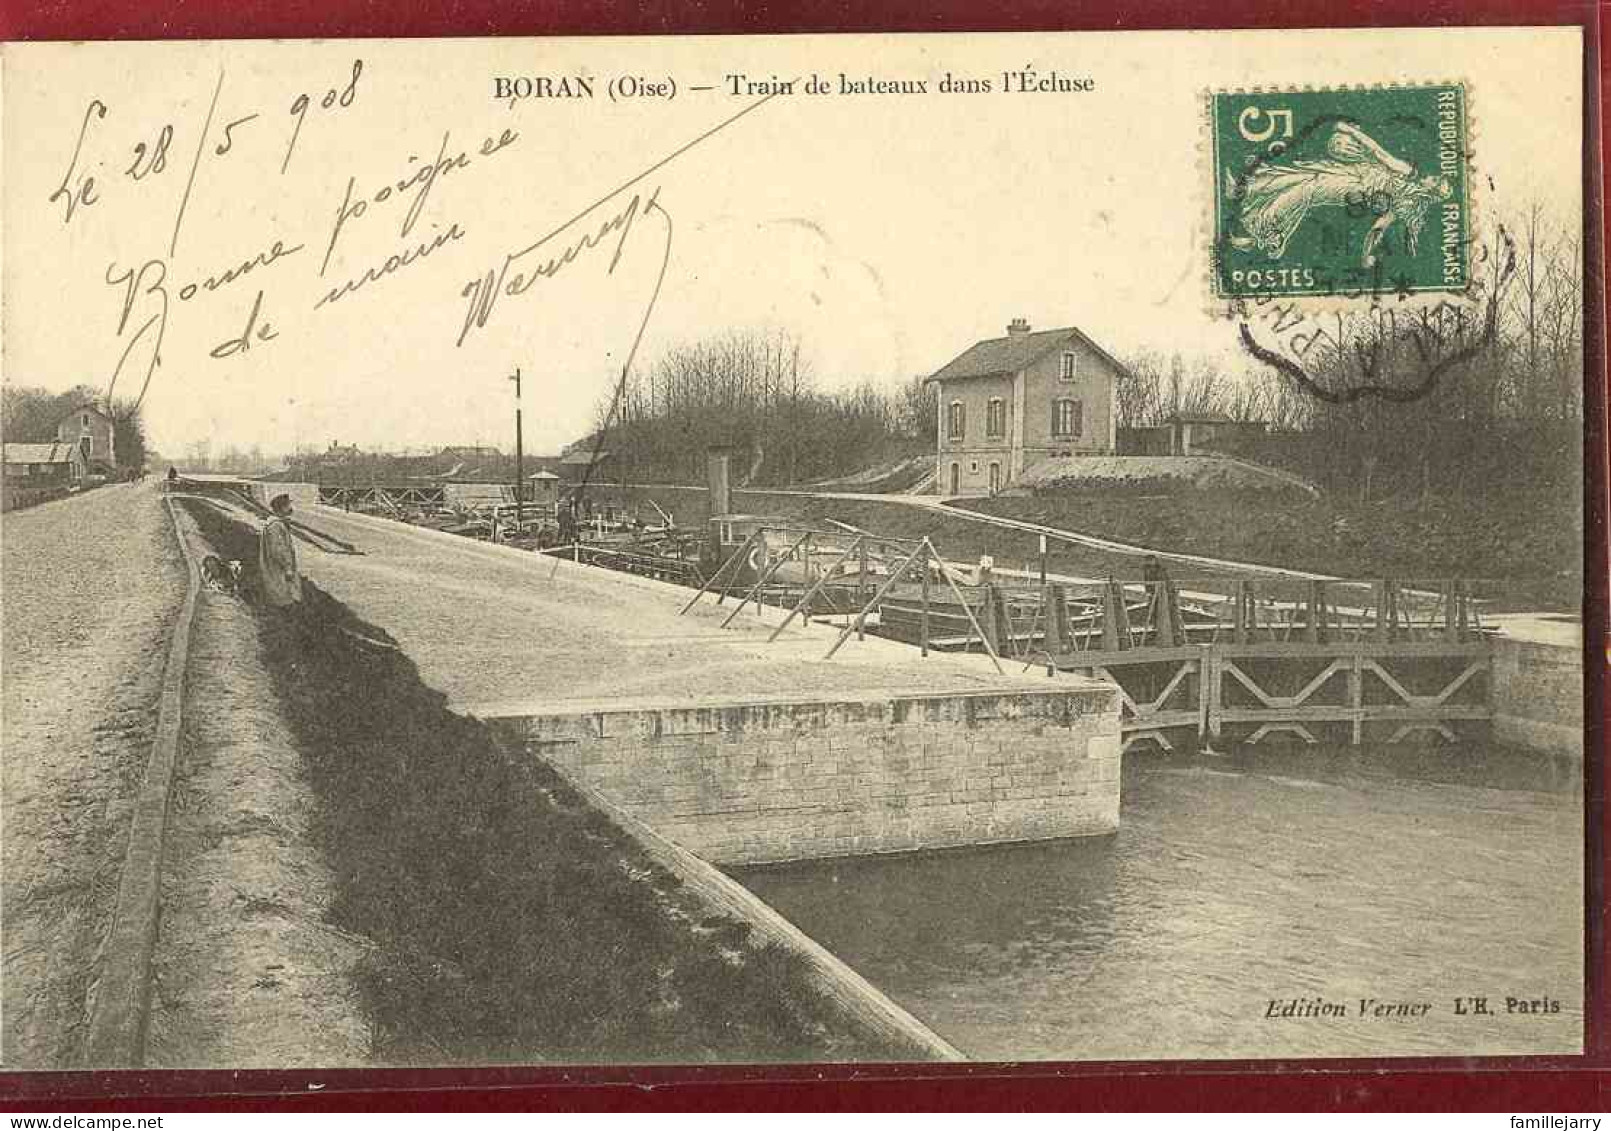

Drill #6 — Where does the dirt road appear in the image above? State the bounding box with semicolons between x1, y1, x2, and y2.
2;482;186;1067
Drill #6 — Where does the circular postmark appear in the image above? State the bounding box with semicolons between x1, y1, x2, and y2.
1203;83;1517;406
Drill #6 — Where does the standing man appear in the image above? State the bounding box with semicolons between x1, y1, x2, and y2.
259;493;304;608
557;496;577;546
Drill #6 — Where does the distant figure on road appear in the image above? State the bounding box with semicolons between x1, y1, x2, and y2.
259;493;303;608
557;498;577;545
165;466;178;493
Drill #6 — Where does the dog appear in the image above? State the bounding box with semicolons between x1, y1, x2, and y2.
200;554;243;595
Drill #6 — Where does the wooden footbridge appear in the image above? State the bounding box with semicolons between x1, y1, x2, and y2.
679;521;1496;753
906;573;1494;751
294;488;1502;754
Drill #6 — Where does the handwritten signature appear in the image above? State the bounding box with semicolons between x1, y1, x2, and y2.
453;91;780;347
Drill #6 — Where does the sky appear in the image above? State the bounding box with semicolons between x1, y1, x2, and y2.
1;27;1585;457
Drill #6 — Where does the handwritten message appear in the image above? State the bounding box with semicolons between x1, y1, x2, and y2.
44;56;1092;415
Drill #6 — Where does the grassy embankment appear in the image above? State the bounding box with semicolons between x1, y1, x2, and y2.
179;498;913;1065
957;484;1583;612
579;478;1581;611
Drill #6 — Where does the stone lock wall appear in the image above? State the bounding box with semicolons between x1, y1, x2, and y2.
491;687;1122;866
1491;637;1584;759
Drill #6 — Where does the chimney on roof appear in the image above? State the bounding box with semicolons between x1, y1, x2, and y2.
1007;317;1031;337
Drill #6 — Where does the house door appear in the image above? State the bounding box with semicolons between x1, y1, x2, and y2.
988;462;1002;494
949;462;960;494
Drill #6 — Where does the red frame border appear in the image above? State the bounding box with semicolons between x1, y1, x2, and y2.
0;0;1604;1111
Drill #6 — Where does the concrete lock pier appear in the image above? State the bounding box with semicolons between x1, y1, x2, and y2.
1487;615;1585;760
285;507;1124;864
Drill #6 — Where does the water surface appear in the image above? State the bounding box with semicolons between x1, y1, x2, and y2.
735;747;1584;1061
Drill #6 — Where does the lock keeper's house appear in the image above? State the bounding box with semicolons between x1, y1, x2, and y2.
927;318;1125;496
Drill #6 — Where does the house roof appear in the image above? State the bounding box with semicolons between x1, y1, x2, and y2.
1171;411;1237;424
4;441;77;464
527;470;561;480
560;449;610;465
928;325;1130;384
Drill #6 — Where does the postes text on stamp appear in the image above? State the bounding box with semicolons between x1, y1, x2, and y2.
1211;84;1470;301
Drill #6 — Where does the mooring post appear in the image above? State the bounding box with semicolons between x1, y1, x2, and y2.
1040;585;1051;653
1443;578;1459;641
1349;650;1364;745
1047;585;1071;654
1101;581;1119;651
1104;579;1131;651
999;587;1017;657
1191;648;1224;742
802;533;813;626
920;542;931;658
1304;581;1321;643
980;582;1002;655
857;536;869;632
1154;581;1176;648
1374;579;1391;641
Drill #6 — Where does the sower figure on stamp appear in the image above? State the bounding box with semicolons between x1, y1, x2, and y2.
259;493;304;608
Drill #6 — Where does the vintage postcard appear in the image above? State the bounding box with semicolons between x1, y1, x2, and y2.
0;26;1588;1072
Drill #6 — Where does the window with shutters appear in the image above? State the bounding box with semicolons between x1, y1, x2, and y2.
947;401;966;440
985;398;1006;438
1052;398;1082;438
1059;352;1076;382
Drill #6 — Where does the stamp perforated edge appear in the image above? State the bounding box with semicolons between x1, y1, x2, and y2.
1198;79;1482;321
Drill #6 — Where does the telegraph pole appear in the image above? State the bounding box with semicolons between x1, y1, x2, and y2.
509;367;524;532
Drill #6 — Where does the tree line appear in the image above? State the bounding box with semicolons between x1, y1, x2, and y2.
599;329;937;486
1114;210;1583;500
1;383;150;475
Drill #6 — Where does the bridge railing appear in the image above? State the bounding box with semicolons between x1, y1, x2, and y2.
873;574;1498;665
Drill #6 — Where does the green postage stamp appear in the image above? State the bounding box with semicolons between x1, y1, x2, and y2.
1210;84;1471;301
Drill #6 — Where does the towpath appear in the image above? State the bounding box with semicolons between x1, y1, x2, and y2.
2;481;186;1066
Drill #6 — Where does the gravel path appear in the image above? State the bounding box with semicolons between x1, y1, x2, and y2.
2;482;186;1068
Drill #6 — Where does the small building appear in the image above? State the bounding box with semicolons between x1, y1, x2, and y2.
53;403;116;476
1165;412;1266;456
927;318;1125;496
526;469;561;502
1117;424;1174;456
3;441;88;487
